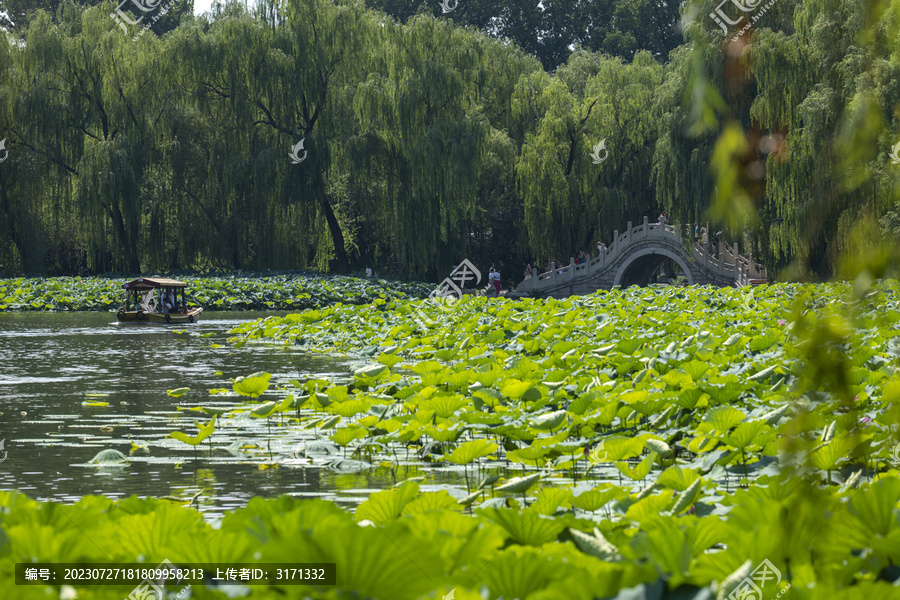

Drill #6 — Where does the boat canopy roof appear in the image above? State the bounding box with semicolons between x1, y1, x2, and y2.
123;277;188;290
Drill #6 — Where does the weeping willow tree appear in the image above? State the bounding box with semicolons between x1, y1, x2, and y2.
673;0;900;278
745;0;900;276
516;50;664;264
347;14;494;278
1;0;897;279
166;0;377;273
0;30;49;274
2;4;183;273
649;44;721;235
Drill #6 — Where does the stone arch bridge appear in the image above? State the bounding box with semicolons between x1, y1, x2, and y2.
514;217;767;298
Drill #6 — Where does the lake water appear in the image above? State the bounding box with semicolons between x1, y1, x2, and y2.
0;312;439;519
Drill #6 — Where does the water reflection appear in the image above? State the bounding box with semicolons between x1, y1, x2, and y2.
0;311;359;518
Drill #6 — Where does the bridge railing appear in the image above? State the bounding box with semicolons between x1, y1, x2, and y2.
693;225;767;281
518;217;768;293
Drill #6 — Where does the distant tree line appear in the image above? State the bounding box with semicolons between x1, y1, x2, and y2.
0;0;897;281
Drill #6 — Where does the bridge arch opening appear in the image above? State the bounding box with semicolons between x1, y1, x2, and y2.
613;248;694;288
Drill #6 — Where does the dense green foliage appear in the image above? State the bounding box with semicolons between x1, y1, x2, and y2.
228;283;900;499
3;476;900;599
5;282;900;598
365;0;683;69
0;0;193;33
1;0;899;281
0;274;429;311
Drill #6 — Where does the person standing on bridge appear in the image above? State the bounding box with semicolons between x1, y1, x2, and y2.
658;210;669;226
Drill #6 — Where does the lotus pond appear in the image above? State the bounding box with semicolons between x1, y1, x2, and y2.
0;274;430;312
3;283;900;599
0;311;364;514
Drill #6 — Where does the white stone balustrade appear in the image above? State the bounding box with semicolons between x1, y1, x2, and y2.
517;216;767;294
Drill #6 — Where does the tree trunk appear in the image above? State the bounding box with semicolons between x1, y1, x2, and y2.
109;200;140;274
0;172;32;273
320;196;349;273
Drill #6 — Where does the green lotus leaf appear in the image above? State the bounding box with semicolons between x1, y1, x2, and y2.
529;410;567;431
477;507;564;545
570;485;627;512
701;406;746;433
502;379;542;401
507;446;550;467
315;415;342;430
656;466;700;492
232;372;272;398
495;473;541;494
355;480;420;525
422;423;463;442
446;439;498;465
89;449;128;465
569;527;621;560
669;477;703;515
614;452;657;480
250;401;278;418
328;400;371;418
332;426;368;447
169;416;217;446
721;420;768;450
524;487;572;516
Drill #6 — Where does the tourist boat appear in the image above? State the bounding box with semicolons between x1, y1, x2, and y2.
117;277;203;324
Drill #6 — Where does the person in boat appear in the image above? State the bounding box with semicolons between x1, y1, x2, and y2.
147;298;157;313
163;288;175;313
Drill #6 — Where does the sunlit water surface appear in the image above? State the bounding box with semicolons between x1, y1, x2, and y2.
0;311;447;520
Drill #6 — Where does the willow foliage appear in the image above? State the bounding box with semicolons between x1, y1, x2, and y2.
518;51;664;262
0;0;898;281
